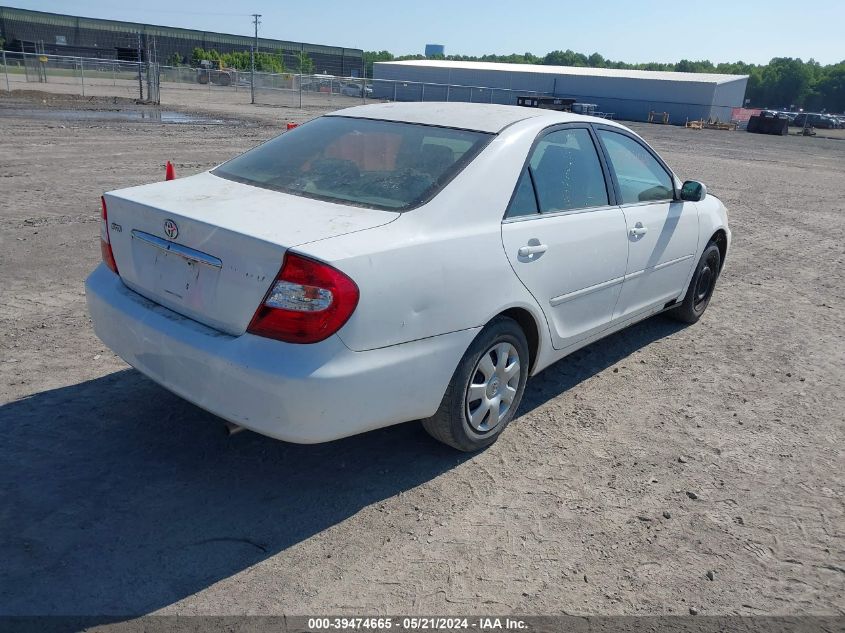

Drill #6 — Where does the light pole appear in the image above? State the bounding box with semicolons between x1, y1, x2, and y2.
251;13;261;104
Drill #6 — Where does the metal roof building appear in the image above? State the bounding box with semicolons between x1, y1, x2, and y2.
373;60;749;123
0;6;364;76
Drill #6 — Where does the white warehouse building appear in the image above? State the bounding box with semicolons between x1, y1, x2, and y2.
372;59;749;124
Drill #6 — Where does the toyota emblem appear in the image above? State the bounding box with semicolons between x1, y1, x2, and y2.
163;219;178;240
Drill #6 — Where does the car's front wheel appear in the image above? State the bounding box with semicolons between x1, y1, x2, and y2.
422;316;529;451
668;242;722;324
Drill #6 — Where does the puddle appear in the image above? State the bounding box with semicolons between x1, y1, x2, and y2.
0;108;237;125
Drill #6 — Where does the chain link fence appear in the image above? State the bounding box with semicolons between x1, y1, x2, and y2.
251;75;551;108
2;52;160;101
1;51;551;109
2;52;745;124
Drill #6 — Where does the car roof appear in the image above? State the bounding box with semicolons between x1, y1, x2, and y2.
327;102;618;134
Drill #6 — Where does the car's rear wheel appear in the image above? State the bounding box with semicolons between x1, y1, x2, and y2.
422;316;529;451
668;242;721;324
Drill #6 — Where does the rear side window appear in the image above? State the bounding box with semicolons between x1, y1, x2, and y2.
213;116;492;211
526;128;609;213
597;130;675;204
506;169;539;217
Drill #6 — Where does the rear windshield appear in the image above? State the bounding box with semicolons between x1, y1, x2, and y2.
213;116;493;211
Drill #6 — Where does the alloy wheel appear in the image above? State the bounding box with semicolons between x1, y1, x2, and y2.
465;342;521;433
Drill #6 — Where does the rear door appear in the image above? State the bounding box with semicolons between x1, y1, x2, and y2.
595;127;699;319
501;125;628;351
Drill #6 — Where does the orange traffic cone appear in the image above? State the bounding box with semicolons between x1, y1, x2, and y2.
165;161;176;181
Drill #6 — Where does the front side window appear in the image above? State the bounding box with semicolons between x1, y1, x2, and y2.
597;130;675;204
213;116;493;211
526;128;609;213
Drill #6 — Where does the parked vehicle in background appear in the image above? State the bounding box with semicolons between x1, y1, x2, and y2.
86;103;730;451
340;82;374;98
301;74;339;93
196;59;237;86
793;113;841;129
766;108;797;123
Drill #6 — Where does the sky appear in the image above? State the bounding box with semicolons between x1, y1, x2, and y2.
3;0;842;65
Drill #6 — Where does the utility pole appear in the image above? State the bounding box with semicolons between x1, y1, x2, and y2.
136;32;143;100
250;13;261;104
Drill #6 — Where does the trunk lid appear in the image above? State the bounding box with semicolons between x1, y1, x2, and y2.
105;171;398;335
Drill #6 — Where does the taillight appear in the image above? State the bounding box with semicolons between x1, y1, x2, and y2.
247;253;359;344
100;196;119;275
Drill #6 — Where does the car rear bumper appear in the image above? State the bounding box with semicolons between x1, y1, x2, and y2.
85;264;479;443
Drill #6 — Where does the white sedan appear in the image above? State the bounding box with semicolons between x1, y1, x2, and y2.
86;102;730;451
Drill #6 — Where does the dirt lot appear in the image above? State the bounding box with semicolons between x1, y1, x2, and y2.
0;90;843;617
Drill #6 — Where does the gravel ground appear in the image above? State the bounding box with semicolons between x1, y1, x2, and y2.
0;91;843;617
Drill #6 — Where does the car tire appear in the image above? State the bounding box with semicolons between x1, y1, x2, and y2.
422;316;529;452
668;242;722;324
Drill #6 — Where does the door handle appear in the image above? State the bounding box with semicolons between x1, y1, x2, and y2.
518;243;548;257
629;223;648;238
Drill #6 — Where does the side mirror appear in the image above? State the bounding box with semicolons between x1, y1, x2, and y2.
680;180;707;202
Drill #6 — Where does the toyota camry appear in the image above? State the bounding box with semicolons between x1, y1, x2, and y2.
86;102;730;451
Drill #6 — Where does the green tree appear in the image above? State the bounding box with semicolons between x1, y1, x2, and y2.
250;51;285;73
188;47;285;73
814;62;845;111
363;50;394;78
190;47;204;66
296;51;314;74
757;57;813;107
395;54;426;62
676;59;715;73
543;50;588;66
191;47;220;67
588;52;605;68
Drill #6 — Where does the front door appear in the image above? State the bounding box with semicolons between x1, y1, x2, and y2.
501;125;628;350
595;128;699;319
